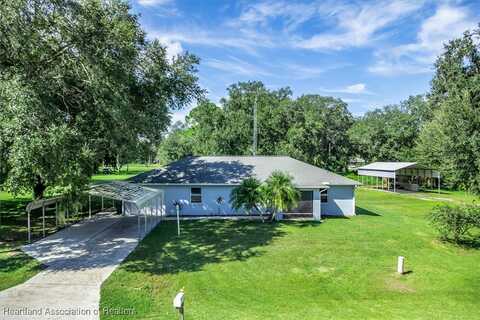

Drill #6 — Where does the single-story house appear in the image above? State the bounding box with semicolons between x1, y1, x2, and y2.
130;156;359;220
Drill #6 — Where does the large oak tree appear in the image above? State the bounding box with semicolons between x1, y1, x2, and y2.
0;0;202;198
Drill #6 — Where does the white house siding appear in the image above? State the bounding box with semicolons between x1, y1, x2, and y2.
321;185;356;216
142;184;356;217
153;185;243;216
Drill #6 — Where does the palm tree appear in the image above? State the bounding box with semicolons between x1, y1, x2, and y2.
261;171;300;221
230;177;265;222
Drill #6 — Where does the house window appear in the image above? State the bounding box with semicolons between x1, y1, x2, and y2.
320;189;328;203
191;187;202;203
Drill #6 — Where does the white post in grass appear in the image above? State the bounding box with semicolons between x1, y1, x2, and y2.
397;256;405;274
175;203;181;236
173;288;185;320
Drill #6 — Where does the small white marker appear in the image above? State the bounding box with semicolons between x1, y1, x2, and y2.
397;256;405;274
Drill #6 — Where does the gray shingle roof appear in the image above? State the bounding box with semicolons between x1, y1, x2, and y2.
131;156;359;187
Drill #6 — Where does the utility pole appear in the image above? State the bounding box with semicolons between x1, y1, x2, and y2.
253;92;258;156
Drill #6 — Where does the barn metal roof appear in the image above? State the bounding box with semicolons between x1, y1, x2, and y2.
357;162;419;172
88;181;162;207
130;156;359;187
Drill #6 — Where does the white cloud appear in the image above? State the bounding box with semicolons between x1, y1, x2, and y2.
281;63;326;79
231;1;319;32
205;57;272;77
156;36;183;60
344;83;367;94
147;29;269;55
137;0;172;7
296;0;423;50
320;83;372;95
144;1;423;55
369;4;476;75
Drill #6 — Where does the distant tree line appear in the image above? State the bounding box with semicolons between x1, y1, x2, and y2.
159;27;480;193
159;82;354;173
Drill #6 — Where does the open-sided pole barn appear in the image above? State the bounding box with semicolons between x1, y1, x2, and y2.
357;162;440;193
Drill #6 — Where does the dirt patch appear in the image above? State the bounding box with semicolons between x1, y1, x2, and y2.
385;276;416;293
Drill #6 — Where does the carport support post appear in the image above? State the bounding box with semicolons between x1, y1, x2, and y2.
121;200;125;215
55;201;58;228
42;202;46;238
137;214;141;239
27;209;31;243
438;175;441;194
66;202;69;225
88;195;92;219
101;196;104;211
149;200;152;230
393;175;396;193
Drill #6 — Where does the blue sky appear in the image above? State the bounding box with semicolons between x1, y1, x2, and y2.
130;0;479;121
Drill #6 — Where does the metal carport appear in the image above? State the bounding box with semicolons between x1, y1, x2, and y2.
25;182;165;242
88;181;165;238
357;162;441;193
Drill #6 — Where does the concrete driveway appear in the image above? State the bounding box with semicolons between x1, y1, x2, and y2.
0;213;156;320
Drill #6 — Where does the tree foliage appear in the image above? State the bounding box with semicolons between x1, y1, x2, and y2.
158;81;354;172
0;0;202;198
157;121;195;164
260;171;300;221
349;95;429;162
416;28;480;192
428;203;480;243
279;95;353;171
230;172;300;222
229;177;264;221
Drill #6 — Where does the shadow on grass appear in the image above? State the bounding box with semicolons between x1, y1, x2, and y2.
322;215;350;220
418;188;454;196
455;238;480;249
434;234;480;250
0;249;43;274
356;207;381;217
1;198;30;242
284;220;322;228
121;219;286;276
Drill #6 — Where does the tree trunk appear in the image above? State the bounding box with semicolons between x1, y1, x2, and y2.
33;176;46;200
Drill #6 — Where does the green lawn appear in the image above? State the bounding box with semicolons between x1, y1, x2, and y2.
91;163;156;183
100;188;480;320
0;192;43;291
0;163;156;291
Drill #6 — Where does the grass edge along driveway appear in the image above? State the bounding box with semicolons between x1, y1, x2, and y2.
100;188;480;320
